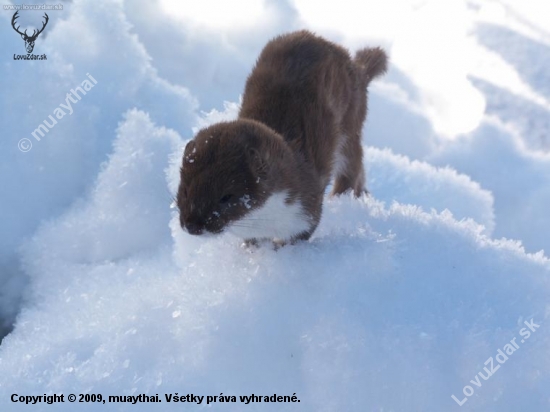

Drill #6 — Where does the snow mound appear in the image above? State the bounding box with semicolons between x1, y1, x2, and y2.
1;110;549;412
0;0;197;333
365;147;495;234
430;118;550;255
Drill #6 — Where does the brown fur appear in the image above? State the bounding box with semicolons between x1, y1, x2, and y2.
178;30;388;243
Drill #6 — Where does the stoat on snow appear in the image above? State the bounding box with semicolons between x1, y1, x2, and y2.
177;30;388;245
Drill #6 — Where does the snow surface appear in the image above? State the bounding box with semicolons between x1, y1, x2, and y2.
1;0;550;410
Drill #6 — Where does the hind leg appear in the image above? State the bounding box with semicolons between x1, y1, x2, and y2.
331;132;366;197
331;78;369;197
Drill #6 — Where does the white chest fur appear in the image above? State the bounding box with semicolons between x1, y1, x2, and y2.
228;191;311;241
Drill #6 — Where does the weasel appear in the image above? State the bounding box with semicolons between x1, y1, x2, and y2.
177;30;387;244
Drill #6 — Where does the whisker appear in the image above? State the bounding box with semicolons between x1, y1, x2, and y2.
232;220;267;225
230;223;261;228
170;197;180;210
237;216;293;221
162;184;179;210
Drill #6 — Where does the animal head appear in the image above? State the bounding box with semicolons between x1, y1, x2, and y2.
177;120;275;236
12;11;49;54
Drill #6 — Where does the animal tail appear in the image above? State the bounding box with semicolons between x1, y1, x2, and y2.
353;47;388;85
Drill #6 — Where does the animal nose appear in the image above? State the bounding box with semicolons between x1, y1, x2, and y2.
185;221;204;235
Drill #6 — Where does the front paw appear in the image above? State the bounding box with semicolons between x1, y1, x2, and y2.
241;238;259;250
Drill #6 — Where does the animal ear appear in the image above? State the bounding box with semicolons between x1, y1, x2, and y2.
21;34;25;40
248;148;267;177
182;141;197;166
184;140;196;156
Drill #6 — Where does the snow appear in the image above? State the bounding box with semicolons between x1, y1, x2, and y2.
1;0;550;410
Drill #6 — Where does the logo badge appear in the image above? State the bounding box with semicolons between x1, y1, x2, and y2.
11;11;49;55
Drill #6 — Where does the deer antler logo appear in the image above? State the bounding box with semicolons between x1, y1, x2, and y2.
11;11;49;54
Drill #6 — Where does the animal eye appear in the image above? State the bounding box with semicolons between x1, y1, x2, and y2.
219;194;233;204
